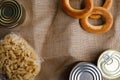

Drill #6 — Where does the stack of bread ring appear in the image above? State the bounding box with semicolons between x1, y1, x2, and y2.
62;0;113;34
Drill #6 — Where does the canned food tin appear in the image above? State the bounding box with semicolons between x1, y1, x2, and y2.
69;62;102;80
0;0;25;28
98;50;120;79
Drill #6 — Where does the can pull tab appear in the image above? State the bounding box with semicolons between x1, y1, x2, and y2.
103;54;115;67
103;54;112;63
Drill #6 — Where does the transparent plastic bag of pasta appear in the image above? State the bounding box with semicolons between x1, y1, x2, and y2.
0;33;41;80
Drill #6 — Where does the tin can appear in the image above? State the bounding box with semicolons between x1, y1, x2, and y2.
97;50;120;79
0;0;25;28
69;62;102;80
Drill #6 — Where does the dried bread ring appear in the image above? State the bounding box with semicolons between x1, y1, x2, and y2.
80;7;113;34
90;0;112;19
62;0;93;18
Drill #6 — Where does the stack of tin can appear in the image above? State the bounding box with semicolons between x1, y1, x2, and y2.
69;50;120;80
0;0;25;28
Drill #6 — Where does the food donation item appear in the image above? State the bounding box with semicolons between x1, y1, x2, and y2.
62;0;113;34
0;33;40;80
0;0;25;28
80;7;113;34
61;0;93;18
69;62;102;80
98;50;120;79
90;0;112;19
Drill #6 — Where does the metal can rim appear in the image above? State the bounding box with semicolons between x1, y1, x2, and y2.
97;50;120;79
0;0;25;28
69;62;103;80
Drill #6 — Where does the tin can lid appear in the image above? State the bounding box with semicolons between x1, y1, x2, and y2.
69;62;102;80
0;0;25;28
98;50;120;79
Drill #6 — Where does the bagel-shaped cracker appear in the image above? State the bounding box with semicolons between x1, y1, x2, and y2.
90;0;112;19
80;7;113;34
62;0;93;18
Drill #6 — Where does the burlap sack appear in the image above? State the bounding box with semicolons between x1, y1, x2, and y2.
1;0;119;80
